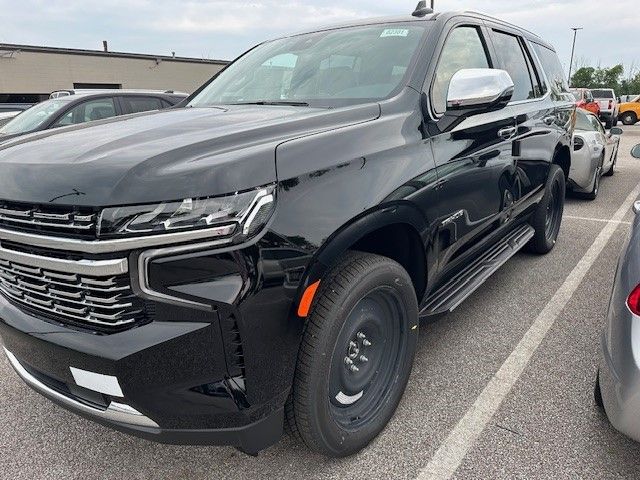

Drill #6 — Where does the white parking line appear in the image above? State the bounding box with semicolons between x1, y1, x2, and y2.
416;182;640;480
564;215;632;225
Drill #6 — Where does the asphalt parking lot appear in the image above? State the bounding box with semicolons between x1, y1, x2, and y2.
2;126;640;479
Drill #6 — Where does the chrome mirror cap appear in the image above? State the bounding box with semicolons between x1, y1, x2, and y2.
633;200;640;215
446;68;514;110
631;144;640;159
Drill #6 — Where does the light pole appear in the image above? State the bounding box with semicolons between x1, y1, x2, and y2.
567;27;583;86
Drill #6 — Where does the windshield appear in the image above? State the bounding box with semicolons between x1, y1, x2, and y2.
188;24;427;108
592;89;614;99
575;111;594;131
0;98;71;135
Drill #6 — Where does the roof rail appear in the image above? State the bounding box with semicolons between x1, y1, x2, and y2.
463;11;541;39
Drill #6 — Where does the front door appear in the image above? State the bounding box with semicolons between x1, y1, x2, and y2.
426;23;519;272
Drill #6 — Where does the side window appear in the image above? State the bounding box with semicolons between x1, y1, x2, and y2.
490;31;537;101
123;96;163;114
52;98;116;127
431;26;490;114
532;43;570;99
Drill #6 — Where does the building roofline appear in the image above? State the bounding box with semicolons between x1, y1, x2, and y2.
0;43;228;65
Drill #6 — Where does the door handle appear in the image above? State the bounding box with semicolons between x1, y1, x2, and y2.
498;126;517;139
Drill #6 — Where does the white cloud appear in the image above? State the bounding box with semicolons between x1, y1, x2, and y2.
0;0;637;71
145;1;371;34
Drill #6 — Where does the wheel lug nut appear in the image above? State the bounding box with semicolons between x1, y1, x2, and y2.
349;364;360;373
357;331;366;340
349;341;357;349
359;355;368;363
363;339;372;347
344;357;353;365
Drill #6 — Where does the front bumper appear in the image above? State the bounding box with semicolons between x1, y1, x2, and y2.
4;345;283;453
599;219;640;442
0;281;287;454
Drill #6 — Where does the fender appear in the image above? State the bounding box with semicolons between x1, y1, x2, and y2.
294;201;436;312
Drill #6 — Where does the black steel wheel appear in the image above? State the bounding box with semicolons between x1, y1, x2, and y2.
328;287;408;430
527;164;565;254
287;251;418;457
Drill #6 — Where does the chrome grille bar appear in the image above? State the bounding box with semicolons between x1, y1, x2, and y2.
0;205;95;231
0;246;127;276
0;245;143;329
0;223;235;254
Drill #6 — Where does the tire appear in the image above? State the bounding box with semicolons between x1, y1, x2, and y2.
612;116;618;127
583;155;604;200
595;369;604;409
605;118;613;129
527;164;565;254
287;251;419;457
622;112;637;126
604;147;617;177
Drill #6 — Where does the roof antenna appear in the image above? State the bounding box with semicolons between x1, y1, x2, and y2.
412;1;433;17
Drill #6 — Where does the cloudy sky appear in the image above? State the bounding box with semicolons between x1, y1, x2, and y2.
0;0;637;75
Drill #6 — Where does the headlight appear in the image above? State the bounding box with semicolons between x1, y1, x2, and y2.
97;186;275;239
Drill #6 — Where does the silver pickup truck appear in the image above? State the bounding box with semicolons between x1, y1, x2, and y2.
592;88;619;128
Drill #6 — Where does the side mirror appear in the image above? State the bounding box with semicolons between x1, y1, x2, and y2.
573;136;585;151
610;127;623;136
446;69;514;114
631;144;640;159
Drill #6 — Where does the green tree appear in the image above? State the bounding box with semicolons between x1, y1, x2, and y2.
571;64;624;91
571;67;595;88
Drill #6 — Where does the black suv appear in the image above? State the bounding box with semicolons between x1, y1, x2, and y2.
0;7;574;457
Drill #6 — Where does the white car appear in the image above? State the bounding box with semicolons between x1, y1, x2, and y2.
569;109;622;200
592;88;619;128
0;111;20;128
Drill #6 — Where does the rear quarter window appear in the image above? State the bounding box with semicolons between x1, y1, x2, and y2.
531;43;570;100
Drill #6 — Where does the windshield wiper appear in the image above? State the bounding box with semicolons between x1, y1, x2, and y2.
227;100;310;107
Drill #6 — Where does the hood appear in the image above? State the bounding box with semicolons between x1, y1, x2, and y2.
0;104;379;206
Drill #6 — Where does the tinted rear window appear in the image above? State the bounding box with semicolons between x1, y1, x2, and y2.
531;43;570;98
592;89;614;98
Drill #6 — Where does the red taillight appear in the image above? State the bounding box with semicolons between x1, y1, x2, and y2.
627;284;640;315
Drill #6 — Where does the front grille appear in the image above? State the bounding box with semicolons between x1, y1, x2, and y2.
0;201;98;239
0;257;145;329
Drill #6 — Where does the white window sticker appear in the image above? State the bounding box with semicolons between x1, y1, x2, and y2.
380;28;409;38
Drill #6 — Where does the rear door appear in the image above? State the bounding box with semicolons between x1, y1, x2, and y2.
426;20;518;270
485;26;556;209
